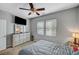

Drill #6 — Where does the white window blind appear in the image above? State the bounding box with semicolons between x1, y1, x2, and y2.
37;21;44;35
46;19;56;36
37;19;56;36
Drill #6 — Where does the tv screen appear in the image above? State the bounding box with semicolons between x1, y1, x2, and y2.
15;16;26;25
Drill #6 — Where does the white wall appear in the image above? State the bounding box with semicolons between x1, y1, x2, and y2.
26;18;30;32
30;7;79;45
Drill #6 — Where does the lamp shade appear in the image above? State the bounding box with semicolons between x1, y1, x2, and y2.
72;32;79;39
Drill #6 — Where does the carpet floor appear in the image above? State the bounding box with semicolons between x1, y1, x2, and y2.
0;41;35;55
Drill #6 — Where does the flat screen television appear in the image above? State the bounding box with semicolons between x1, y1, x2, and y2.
15;16;26;25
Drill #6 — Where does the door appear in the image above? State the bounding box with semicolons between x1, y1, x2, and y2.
0;20;6;37
0;20;6;51
0;37;6;51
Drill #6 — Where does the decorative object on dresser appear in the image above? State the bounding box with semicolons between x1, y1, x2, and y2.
15;26;21;33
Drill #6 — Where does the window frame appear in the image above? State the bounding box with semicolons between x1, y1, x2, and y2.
36;19;56;36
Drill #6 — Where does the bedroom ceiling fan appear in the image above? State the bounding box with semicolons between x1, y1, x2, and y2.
19;3;45;15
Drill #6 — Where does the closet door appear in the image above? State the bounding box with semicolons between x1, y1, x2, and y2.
0;20;6;37
0;20;6;51
0;37;6;50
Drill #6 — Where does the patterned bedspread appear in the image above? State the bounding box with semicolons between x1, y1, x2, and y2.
19;40;78;55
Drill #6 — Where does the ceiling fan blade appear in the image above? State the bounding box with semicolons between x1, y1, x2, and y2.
36;8;45;11
28;12;31;15
36;12;40;15
19;8;30;10
29;3;34;9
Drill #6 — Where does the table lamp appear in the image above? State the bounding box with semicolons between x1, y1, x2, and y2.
72;32;79;44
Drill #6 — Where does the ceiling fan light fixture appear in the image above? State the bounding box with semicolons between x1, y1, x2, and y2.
19;3;45;16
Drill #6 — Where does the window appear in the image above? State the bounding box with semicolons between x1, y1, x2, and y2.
46;19;56;36
37;21;44;35
37;19;56;36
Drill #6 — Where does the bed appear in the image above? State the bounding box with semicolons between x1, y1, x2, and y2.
19;40;79;55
